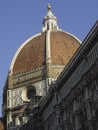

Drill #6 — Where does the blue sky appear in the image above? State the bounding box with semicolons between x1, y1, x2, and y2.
0;0;98;116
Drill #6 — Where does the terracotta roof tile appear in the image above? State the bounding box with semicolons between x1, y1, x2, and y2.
12;31;80;76
50;31;80;65
13;33;46;75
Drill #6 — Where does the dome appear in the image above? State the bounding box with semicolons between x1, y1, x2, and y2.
10;4;81;76
3;5;81;130
10;31;80;76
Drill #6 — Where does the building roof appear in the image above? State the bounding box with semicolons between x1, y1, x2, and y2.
9;4;81;76
10;31;80;76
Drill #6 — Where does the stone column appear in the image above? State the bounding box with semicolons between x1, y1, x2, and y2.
95;80;98;104
55;105;63;130
63;109;68;130
54;90;63;130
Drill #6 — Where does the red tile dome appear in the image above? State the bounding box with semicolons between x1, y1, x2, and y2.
10;31;80;76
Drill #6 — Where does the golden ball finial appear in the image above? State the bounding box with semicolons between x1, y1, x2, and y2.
47;4;51;11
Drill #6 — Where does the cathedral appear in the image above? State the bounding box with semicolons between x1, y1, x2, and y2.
2;4;98;130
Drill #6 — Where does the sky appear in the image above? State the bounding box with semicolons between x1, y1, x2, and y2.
0;0;98;116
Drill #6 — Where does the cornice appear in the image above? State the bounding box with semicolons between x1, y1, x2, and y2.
56;20;98;88
11;66;46;78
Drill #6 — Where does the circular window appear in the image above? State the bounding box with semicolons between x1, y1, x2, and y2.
27;86;36;99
